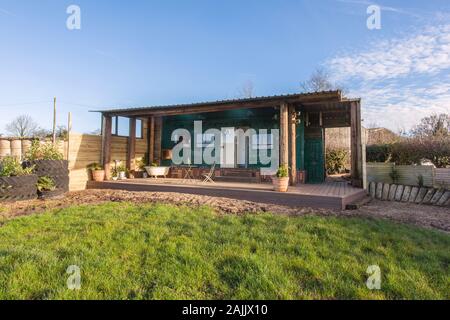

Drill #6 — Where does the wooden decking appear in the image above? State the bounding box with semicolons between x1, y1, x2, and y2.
87;178;366;210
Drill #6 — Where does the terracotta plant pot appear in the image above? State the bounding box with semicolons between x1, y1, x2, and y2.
272;176;290;192
91;170;105;182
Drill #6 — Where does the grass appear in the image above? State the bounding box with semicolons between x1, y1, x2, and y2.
0;202;448;300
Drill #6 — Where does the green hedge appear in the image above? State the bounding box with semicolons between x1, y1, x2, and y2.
366;137;450;168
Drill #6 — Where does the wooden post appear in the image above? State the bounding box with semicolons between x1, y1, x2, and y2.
67;112;72;161
289;105;297;185
149;116;155;164
350;101;363;187
102;115;112;180
280;103;289;169
127;117;136;173
52;97;57;144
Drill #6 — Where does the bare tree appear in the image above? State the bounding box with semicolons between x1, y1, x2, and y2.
5;115;39;138
238;80;255;98
411;113;449;138
300;67;345;93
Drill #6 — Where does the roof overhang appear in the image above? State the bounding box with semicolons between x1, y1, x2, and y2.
91;90;360;117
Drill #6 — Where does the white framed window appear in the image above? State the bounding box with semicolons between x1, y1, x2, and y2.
252;133;273;150
196;133;215;148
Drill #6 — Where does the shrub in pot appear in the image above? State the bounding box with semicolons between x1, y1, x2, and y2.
24;141;69;194
87;163;105;182
37;176;59;199
272;165;290;192
116;164;127;180
0;156;37;201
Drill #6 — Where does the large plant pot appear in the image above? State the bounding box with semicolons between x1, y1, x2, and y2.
91;170;105;182
0;175;38;202
27;160;69;193
145;166;170;178
272;176;290;192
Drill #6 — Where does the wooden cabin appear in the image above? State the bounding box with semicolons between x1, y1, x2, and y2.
94;90;364;187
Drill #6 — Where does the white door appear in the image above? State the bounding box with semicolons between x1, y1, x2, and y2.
221;127;235;168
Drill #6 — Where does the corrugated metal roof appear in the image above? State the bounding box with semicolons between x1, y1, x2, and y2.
91;90;344;114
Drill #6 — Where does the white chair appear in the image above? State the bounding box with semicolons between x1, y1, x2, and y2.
202;163;216;183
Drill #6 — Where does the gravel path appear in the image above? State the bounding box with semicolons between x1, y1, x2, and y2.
0;189;448;232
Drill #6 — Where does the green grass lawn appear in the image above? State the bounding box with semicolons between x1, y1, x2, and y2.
0;202;448;300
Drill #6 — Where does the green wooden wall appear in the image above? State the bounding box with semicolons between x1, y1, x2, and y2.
160;108;324;183
161;108;279;167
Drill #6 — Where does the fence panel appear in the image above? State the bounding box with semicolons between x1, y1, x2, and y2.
395;165;434;187
366;163;394;184
366;163;440;188
435;168;450;188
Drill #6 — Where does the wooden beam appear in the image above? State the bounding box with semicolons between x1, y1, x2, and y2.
103;93;343;118
350;101;363;187
102;115;112;180
127;117;136;172
289;105;297;185
149;116;155;164
280;103;289;169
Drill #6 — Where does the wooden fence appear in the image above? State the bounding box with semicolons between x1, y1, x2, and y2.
366;163;449;188
67;133;102;191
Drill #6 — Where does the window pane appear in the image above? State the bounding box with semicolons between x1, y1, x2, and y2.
111;116;117;134
117;117;130;137
136;119;143;138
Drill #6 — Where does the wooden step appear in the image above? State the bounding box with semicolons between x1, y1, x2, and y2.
215;176;259;183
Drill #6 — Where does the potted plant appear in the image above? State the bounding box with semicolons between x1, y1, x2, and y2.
116;164;128;180
87;163;105;182
36;176;58;199
133;156;147;178
272;165;290;192
24;141;69;194
0;156;37;201
145;162;170;178
111;167;119;181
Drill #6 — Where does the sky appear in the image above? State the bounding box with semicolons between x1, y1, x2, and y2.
0;0;449;134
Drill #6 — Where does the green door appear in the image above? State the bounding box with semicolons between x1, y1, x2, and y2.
304;138;324;183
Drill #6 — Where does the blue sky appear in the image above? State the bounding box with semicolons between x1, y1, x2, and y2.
0;0;449;134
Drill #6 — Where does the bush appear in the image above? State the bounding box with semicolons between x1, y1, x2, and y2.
366;137;450;168
25;141;64;161
366;144;392;163
325;148;349;174
0;156;34;177
37;176;56;192
390;137;450;168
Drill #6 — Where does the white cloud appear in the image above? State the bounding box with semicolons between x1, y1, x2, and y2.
327;24;450;132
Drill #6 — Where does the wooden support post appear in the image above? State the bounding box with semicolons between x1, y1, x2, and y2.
52;97;57;145
289;105;297;185
350;100;363;187
280;103;289;169
67;112;72;161
149;116;155;164
102;115;112;180
127;117;136;173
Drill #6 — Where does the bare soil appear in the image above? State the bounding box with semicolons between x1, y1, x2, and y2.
0;189;448;232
